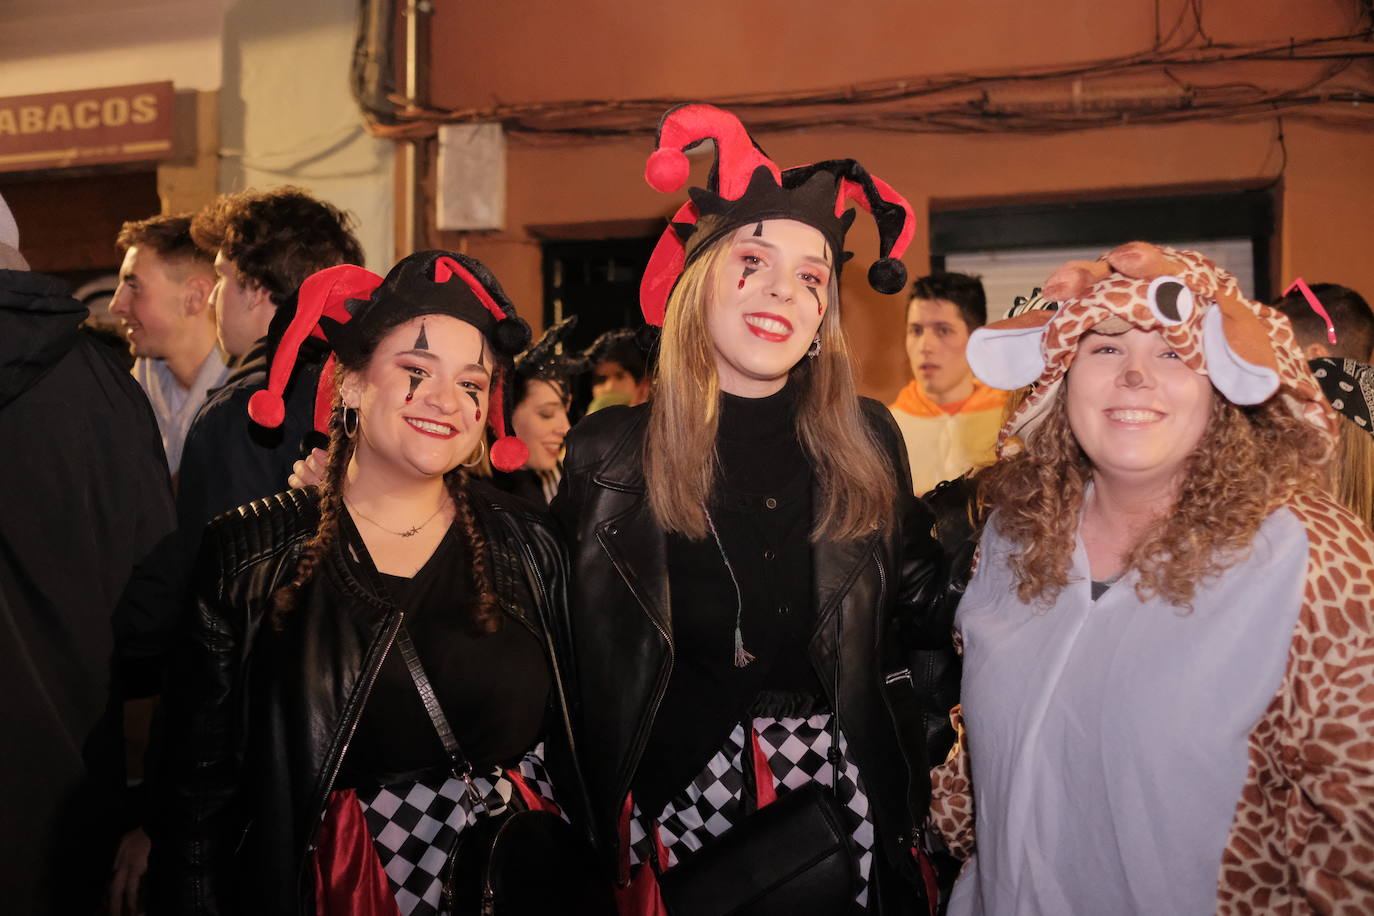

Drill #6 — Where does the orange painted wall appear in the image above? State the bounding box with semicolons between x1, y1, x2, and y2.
426;0;1374;400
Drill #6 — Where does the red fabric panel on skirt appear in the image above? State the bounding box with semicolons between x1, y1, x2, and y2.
749;726;777;808
507;768;561;816
312;789;402;916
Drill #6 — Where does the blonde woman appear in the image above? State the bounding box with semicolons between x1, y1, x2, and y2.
553;104;950;916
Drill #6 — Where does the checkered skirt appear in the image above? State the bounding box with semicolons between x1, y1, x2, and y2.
354;744;562;916
628;714;874;911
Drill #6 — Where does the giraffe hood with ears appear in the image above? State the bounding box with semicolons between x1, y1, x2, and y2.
965;241;1336;456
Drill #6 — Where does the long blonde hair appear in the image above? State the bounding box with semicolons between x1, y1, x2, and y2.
645;237;897;541
1329;417;1374;529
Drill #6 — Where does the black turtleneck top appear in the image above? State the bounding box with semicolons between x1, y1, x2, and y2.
632;382;823;815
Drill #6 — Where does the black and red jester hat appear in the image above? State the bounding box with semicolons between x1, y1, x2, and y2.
639;103;916;326
247;250;533;472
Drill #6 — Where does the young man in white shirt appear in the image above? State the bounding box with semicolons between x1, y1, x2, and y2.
110;215;226;479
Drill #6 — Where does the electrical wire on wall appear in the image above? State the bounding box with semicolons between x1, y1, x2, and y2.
350;0;1374;141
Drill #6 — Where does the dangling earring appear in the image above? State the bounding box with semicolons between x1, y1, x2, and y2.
806;335;821;359
460;438;487;468
342;406;359;438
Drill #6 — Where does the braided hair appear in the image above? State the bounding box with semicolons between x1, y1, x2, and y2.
271;367;502;634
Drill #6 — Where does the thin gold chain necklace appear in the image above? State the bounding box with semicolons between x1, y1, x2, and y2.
344;498;446;538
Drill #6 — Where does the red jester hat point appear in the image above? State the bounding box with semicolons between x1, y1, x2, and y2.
639;103;916;327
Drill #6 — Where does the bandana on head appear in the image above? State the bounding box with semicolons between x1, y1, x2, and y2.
638;103;916;326
965;241;1336;456
247;251;533;472
1310;357;1374;437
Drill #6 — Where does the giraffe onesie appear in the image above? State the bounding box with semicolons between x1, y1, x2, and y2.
932;243;1374;913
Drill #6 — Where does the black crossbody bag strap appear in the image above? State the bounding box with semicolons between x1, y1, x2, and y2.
395;624;484;803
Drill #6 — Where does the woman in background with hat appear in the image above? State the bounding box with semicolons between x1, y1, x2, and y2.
933;243;1374;913
153;251;595;915
493;315;587;508
553;104;951;915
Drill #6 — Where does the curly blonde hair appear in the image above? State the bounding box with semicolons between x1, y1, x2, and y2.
981;389;1328;610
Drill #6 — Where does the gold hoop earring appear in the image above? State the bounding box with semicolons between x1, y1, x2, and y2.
460;437;487;468
342;406;359;438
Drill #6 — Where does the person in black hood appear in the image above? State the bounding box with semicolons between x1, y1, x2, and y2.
0;203;177;915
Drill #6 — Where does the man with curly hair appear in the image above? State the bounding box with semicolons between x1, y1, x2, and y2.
178;186;364;527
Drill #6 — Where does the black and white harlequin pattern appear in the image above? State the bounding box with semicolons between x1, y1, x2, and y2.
629;715;874;910
356;746;560;916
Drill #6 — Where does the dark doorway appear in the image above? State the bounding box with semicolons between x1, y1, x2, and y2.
540;235;657;353
929;188;1276;311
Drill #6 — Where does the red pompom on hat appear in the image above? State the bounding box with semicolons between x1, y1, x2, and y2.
639;103;916;326
247;264;383;433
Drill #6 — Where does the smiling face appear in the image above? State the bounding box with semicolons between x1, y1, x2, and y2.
109;246;196;359
1066;327;1214;493
705;219;831;398
906;296;975;405
342;314;492;482
511;378;571;472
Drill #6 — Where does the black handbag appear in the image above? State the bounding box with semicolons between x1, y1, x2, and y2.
396;625;611;916
656;780;857;916
654;705;859;916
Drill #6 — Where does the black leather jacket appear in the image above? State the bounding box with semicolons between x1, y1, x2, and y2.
551;400;952;914
153;484;586;916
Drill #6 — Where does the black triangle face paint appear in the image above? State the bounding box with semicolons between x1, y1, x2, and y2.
752;222;764;237
406;375;420;402
414;321;429;351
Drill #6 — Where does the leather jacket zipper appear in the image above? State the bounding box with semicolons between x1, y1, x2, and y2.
597;528;674;850
298;607;404;870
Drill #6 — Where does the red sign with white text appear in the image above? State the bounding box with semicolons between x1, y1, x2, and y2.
0;81;175;173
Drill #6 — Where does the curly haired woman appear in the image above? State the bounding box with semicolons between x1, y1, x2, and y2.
930;242;1374;914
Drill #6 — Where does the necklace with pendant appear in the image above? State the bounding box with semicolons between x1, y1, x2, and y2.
345;498;445;537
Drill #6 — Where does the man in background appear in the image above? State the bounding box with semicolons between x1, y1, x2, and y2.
111;215;226;479
585;327;653;412
1273;282;1374;362
888;272;1008;494
179;185;363;527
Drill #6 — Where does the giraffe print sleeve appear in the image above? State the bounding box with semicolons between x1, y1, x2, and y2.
1217;493;1374;914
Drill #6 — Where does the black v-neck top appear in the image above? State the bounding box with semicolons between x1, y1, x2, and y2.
337;520;550;786
633;382;823;814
